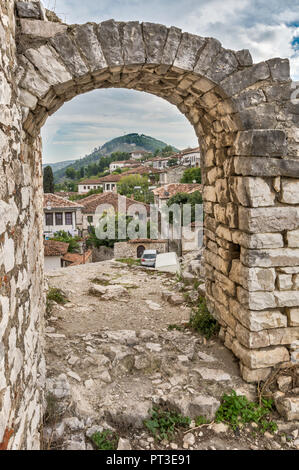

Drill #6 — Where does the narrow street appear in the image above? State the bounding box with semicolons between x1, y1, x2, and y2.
43;260;298;451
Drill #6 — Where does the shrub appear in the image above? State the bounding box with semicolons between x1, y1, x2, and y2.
144;406;190;441
215;390;278;434
188;296;220;339
90;430;118;450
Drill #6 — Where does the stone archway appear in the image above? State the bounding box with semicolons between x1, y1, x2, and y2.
0;0;298;449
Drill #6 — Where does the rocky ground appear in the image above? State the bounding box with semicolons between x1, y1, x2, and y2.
43;259;299;451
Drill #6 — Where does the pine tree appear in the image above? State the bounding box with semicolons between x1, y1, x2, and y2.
43;166;54;193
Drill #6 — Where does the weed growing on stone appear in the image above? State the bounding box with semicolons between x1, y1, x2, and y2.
167;324;184;331
194;415;209;426
46;287;68;317
116;258;141;266
188;296;220;339
144;406;191;441
91;277;111;286
90;430;118;450
215;390;277;434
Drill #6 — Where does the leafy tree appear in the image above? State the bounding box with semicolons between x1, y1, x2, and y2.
50;230;81;253
166;190;202;224
65;167;77;180
167;158;178;167
43;166;54;193
161;145;175;156
69;187;103;201
180;167;202;184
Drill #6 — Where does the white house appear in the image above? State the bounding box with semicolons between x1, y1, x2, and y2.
130;150;150;160
109;160;138;172
44;193;83;238
178;148;201;167
44;240;69;272
77;179;103;194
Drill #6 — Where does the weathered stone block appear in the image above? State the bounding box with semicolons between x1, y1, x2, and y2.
97;20;124;67
277;274;293;290
234;157;299;178
232;340;289;369
120;22;146;65
231;231;284;249
173;33;205;71
229;298;287;332
240;364;272;383
51;32;89;77
233;130;287;157
203;185;217;202
237;286;276;310
236;323;270;349
160;26;181;66
25;46;73;86
267;58;290;82
239;206;299;233
220;61;270;97
230;259;275;291
268;327;299;346
274;291;299;307
287;230;299;247
20;19;67;38
73;23;107;71
230;177;275;207
142;23;168;64
241;247;299;268
16;1;42;19
280;179;299;204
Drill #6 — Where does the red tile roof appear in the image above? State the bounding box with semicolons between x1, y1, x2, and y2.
62;250;92;266
44;193;83;209
153;183;202;199
44;240;69;256
79;192;151;215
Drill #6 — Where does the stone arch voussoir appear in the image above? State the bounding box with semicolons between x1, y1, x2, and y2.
0;0;298;448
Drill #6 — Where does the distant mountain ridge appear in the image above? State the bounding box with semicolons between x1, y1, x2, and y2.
52;133;179;181
42;160;77;172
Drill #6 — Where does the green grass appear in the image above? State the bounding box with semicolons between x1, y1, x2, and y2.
144;406;191;441
46;287;68;317
90;430;118;450
116;258;141;266
215;390;278;434
189;296;220;339
167;324;184;331
91;277;111;286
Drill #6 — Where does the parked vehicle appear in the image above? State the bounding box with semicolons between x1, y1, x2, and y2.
140;249;158;267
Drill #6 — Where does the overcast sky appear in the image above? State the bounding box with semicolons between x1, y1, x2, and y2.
42;0;299;163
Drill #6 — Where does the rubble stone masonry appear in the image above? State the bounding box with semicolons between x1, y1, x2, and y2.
0;0;298;448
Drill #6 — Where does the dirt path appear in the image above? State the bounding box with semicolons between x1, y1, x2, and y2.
43;260;297;451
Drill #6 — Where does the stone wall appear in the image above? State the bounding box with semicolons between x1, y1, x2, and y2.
0;0;298;449
114;241;168;259
0;0;45;450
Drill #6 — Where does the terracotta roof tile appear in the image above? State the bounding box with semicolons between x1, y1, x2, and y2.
44;240;69;256
44;193;83;209
79;192;151;215
153;183;202;199
62;250;92;265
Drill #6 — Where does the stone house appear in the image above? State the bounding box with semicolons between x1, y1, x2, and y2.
130;150;150;160
153;183;202;209
114;239;168;259
76;192;151;235
159;166;186;185
44;193;83;238
43;239;69;272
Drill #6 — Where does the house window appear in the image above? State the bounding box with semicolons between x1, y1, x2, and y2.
45;213;53;226
84;186;86;189
65;212;72;225
55;212;63;225
87;216;93;224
